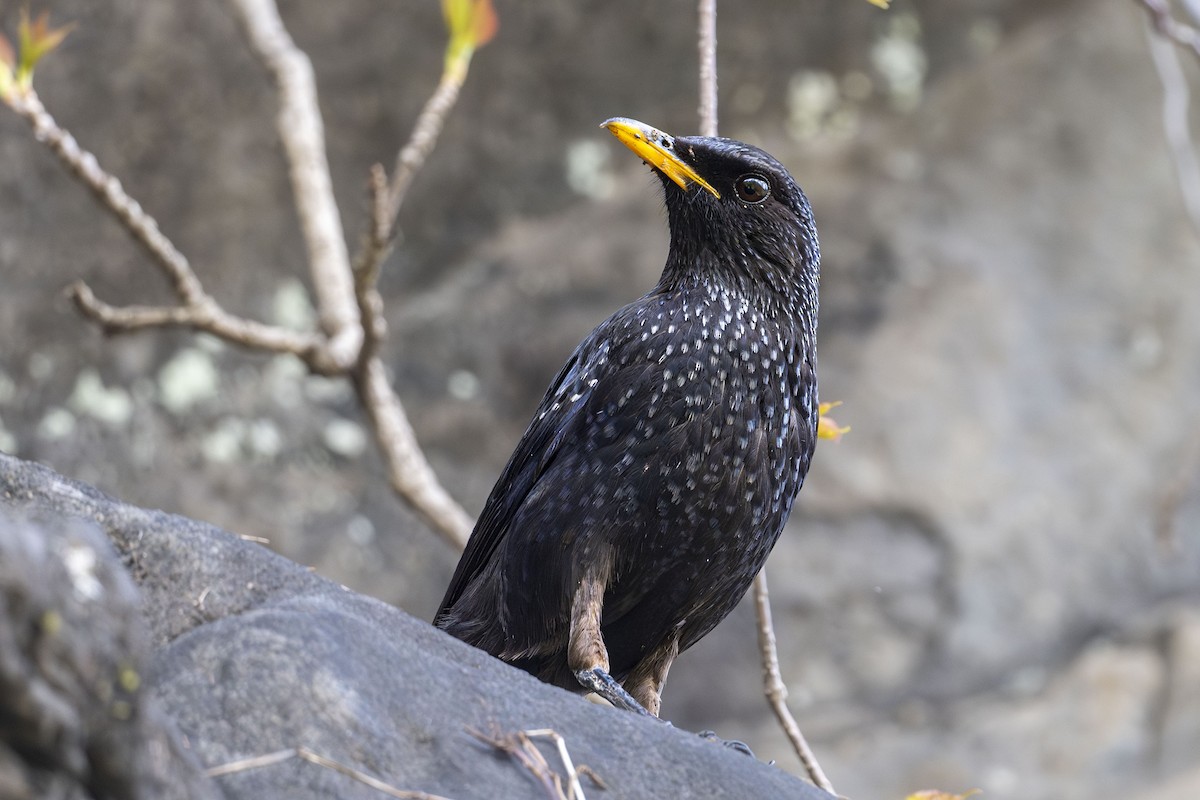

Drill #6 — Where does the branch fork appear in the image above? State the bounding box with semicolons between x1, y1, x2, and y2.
4;0;474;548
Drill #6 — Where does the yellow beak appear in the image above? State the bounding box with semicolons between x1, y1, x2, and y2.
602;117;721;198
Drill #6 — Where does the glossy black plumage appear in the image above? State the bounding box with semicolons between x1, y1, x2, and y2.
435;119;820;716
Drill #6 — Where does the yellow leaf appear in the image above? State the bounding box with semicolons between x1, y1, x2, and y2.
16;10;73;87
442;0;498;74
865;0;891;7
817;400;850;441
906;790;982;800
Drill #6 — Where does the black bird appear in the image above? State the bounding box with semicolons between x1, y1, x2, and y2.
435;118;820;717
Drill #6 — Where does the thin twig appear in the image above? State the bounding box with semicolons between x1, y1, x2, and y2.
754;570;836;795
1143;13;1200;236
206;748;296;776
697;0;718;138
358;358;473;549
696;0;833;789
524;729;588;800
470;728;563;800
205;746;456;799
297;747;453;800
4;91;336;368
388;70;466;221
349;164;472;548
469;727;600;800
1137;0;1200;62
228;0;472;547
7;90;205;305
5;3;478;548
354;164;394;368
67;281;328;364
226;0;363;369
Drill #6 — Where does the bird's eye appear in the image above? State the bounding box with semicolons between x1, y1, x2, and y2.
735;174;771;204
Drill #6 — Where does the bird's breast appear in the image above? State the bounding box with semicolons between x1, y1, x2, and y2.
586;290;816;548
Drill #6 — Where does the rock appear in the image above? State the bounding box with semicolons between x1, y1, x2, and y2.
0;452;831;800
3;2;1200;799
0;509;217;800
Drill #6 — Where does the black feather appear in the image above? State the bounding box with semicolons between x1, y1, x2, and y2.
435;128;821;700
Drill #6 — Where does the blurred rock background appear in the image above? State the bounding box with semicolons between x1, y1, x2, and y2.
1;0;1198;798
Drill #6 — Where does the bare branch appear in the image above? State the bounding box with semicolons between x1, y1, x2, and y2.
1137;0;1200;62
754;570;836;795
388;71;466;221
226;0;363;369
227;0;475;548
5;6;478;548
345;165;473;548
695;2;830;786
354;165;397;312
1143;15;1200;236
7;90;205;305
357;359;473;549
68;281;329;363
697;0;718;138
6;89;351;372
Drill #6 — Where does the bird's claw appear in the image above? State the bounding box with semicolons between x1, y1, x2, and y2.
574;667;655;717
698;730;756;758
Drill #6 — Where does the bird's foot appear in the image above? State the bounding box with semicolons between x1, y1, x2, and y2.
574;667;655;717
698;730;756;758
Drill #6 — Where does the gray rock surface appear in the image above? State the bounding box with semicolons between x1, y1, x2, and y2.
2;1;1200;799
0;507;217;800
0;452;830;800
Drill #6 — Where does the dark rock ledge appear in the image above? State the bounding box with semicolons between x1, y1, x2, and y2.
0;453;830;800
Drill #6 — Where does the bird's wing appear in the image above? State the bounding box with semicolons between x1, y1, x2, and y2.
435;338;602;619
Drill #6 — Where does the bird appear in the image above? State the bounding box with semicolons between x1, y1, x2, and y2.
434;117;820;718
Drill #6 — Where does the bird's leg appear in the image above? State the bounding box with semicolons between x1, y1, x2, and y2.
626;632;754;755
621;634;680;717
576;667;653;716
568;571;654;717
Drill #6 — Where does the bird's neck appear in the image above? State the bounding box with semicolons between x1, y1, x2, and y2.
656;242;819;348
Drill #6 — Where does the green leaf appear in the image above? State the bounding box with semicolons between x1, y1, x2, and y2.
442;0;498;75
16;9;73;88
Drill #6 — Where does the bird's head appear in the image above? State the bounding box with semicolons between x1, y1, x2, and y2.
603;117;819;319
